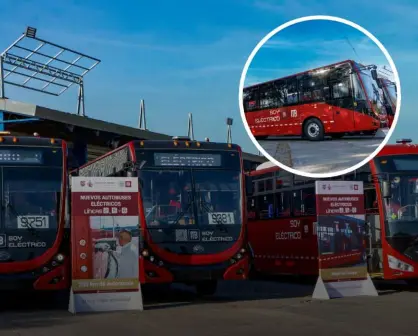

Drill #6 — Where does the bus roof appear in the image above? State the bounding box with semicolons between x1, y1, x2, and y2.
131;139;242;152
244;59;355;90
74;139;243;175
0;135;64;147
377;143;418;156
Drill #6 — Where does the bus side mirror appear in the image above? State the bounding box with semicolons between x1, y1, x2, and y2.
371;69;378;81
382;181;392;199
245;177;253;196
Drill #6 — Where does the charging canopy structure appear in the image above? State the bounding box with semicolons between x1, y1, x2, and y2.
0;26;100;116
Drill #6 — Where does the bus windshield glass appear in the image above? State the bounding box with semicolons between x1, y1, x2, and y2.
2;167;63;232
194;170;241;226
139;169;242;227
383;81;397;107
374;155;418;237
355;65;383;115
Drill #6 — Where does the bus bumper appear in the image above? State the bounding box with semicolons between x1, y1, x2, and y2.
143;256;250;284
0;261;69;291
33;262;70;291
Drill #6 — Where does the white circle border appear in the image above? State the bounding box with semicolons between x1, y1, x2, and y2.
238;15;402;179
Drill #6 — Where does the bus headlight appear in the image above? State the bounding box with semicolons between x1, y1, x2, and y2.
141;250;149;257
149;256;155;262
55;254;65;262
236;253;242;260
388;255;414;272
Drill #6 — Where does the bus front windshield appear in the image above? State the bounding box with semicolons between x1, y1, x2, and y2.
383;81;397;108
2;167;63;233
139;169;242;227
355;65;384;116
382;174;418;237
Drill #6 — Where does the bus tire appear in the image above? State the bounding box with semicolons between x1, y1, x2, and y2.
303;118;324;141
330;133;345;139
195;280;217;296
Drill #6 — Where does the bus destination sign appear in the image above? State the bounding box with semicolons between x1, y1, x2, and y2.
154;153;222;167
0;150;43;164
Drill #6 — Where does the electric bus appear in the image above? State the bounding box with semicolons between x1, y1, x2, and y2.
246;139;418;283
0;134;69;291
243;60;385;141
73;137;249;295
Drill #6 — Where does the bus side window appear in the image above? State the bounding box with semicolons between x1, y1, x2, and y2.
247;196;257;220
275;191;291;217
258;180;265;193
258;194;274;219
292;190;304;216
243;86;259;112
259;82;280;109
303;187;316;215
298;74;313;102
285;77;299;105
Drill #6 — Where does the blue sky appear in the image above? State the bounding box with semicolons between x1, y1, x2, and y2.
245;20;392;86
0;0;416;154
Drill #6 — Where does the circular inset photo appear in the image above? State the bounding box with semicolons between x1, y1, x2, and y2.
239;16;401;178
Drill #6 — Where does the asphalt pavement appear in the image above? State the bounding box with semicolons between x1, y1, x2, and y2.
1;280;418;336
259;135;384;174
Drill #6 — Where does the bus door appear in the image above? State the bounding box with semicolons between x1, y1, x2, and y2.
329;78;355;132
364;186;383;275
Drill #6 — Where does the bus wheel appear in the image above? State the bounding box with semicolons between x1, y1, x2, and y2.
195;280;217;296
303;118;324;141
330;133;345;139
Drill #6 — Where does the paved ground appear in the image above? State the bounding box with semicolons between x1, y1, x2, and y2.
259;135;385;174
1;280;418;336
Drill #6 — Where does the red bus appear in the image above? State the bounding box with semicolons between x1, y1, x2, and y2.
243;60;385;141
0;134;69;291
246;139;418;284
73;137;249;295
378;76;397;128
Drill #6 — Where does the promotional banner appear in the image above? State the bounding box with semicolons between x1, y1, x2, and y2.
312;181;378;300
68;177;143;314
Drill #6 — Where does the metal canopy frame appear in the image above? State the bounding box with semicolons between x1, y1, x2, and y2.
0;26;100;116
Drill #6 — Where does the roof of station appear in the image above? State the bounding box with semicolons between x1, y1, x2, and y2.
0;98;266;164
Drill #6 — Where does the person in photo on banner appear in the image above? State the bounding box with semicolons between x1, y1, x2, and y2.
115;230;139;279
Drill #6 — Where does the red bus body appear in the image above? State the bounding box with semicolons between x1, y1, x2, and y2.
0;136;70;291
243;60;384;141
74;139;249;294
246;141;418;282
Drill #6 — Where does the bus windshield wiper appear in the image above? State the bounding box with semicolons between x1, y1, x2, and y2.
171;192;194;226
171;202;192;226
